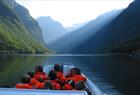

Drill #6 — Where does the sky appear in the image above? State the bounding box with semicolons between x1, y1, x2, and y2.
15;0;133;27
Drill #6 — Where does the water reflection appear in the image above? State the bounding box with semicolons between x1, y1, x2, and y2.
0;55;47;87
0;55;140;95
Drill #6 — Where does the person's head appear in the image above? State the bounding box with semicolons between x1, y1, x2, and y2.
35;65;43;73
27;71;34;78
44;81;53;89
75;81;86;90
70;68;81;76
48;70;57;80
70;68;75;76
20;75;31;84
54;64;60;72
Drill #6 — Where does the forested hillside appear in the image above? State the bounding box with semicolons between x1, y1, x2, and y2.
0;0;48;54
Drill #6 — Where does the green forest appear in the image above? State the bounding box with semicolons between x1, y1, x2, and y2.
0;0;48;54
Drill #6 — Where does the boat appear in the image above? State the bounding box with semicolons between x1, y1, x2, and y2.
0;63;103;95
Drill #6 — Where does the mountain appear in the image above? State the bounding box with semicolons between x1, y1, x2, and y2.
3;0;44;43
37;16;67;45
48;10;123;53
73;0;140;54
0;0;48;54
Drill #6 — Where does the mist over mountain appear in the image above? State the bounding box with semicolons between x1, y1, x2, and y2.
66;23;86;32
37;16;67;45
49;9;123;53
0;0;48;53
73;0;140;54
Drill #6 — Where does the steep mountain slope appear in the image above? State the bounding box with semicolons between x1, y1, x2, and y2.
73;0;140;54
37;16;67;44
0;0;48;53
49;10;123;53
3;0;44;43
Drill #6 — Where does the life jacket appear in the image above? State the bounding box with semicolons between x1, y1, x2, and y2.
30;78;38;85
34;81;44;89
59;76;66;84
29;78;45;89
53;83;61;90
35;72;47;81
51;80;57;84
51;80;61;90
66;75;86;83
56;72;66;84
56;71;63;78
16;83;32;89
63;84;73;90
73;75;86;83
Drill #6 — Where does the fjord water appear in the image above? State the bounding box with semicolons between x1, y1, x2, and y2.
0;55;140;95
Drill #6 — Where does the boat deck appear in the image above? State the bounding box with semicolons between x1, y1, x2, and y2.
0;88;88;95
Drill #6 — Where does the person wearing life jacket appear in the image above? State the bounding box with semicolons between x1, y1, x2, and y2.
48;70;61;90
27;71;45;89
54;64;63;77
35;77;45;89
27;71;37;85
16;75;32;89
34;65;47;81
53;64;66;85
63;79;75;90
66;68;86;83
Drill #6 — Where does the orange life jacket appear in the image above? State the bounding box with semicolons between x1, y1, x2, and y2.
63;84;73;90
34;81;44;89
56;71;63;78
59;76;66;84
29;78;44;89
51;80;61;90
51;80;57;84
73;75;86;83
16;83;32;89
53;83;61;90
30;78;38;85
56;72;66;84
66;75;86;83
35;72;47;81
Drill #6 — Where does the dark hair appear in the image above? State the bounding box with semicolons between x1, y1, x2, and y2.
20;75;31;84
54;64;60;72
27;71;34;78
48;71;57;80
44;81;53;89
35;65;43;73
75;81;86;90
70;68;81;75
66;79;75;88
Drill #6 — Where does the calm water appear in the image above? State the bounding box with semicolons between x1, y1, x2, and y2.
0;54;140;95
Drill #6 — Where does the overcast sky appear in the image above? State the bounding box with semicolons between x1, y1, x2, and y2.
15;0;133;27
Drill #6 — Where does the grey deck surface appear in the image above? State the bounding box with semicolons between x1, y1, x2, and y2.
0;88;87;95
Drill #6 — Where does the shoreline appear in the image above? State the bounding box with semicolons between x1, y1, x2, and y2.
0;53;137;57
